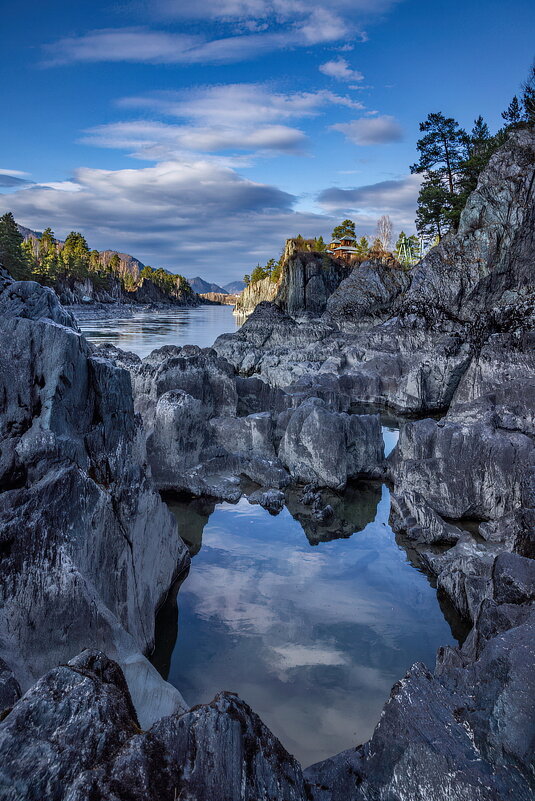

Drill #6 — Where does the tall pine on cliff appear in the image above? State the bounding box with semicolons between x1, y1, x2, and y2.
0;212;30;280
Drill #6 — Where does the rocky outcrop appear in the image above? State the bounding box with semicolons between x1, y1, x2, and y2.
234;274;279;318
0;650;308;801
278;398;383;489
323;261;411;331
0;273;189;727
275;245;351;317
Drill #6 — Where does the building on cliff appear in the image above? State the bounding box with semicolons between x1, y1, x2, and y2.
327;232;359;262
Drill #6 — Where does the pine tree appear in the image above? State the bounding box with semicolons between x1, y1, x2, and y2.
502;96;523;126
0;212;30;280
410;112;468;195
415;172;453;239
61;232;90;280
331;219;356;239
314;236;327;251
522;62;535;123
354;236;370;257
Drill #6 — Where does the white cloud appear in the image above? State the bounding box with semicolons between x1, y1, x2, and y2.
317;174;422;232
82;84;363;159
0;159;333;279
330;114;403;145
42;1;403;66
319;57;364;82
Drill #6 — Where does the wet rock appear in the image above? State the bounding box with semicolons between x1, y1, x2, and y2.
248;488;286;514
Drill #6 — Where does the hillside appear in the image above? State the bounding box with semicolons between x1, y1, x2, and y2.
189;276;227;295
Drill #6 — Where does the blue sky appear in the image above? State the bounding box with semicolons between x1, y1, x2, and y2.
0;0;533;282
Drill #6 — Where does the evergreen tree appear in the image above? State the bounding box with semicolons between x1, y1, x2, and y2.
0;212;30;280
354;236;370;257
331;219;356;239
410;112;468;195
61;232;90;280
522;62;535;123
108;253;121;274
415;172;453;239
89;249;102;272
314;235;327;251
502;95;523;126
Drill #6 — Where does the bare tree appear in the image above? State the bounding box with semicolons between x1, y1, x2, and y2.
376;215;393;251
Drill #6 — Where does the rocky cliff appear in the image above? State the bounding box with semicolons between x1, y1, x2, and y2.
0;270;190;729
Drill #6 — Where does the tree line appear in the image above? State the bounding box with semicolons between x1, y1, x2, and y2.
412;64;534;238
0;213;191;297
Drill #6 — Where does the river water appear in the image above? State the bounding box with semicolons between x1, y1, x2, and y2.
80;306;458;768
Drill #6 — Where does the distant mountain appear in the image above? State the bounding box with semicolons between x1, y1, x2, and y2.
188;276;227;295
223;280;245;294
17;223;43;241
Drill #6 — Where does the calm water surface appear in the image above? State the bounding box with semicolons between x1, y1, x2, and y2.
154;483;456;767
79;304;236;357
80;309;454;767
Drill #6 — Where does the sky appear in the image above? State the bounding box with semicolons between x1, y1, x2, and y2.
0;0;533;282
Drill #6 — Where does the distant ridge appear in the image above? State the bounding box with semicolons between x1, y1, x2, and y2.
223;280;245;294
188;276;227;295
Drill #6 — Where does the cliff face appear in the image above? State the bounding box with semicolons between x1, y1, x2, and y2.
275;241;352;316
234;274;279;316
0;272;189;726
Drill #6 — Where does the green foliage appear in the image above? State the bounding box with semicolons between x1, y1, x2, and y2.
410;112;469;195
354;236;370;257
246;256;282;285
61;232;90;280
313;235;327;251
138;264;191;296
243;273;251;287
502;95;523;126
331;219;356;239
522;62;535;123
0;212;31;280
415;172;453;239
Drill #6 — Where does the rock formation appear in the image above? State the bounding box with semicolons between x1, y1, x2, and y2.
0;273;189;728
1;128;534;801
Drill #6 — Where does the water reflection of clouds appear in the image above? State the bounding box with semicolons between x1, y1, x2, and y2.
165;488;455;766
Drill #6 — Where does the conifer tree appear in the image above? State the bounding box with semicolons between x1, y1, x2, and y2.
410;112;468;195
355;236;370;257
522;62;535;123
0;212;30;280
331;219;356;239
415;172;453;239
501;96;523;126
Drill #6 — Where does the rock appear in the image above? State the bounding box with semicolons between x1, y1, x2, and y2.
323;261;411;331
209;412;276;459
492;552;535;605
0;279;189;728
0;651;308;801
0;659;20;719
275;248;351;317
248;488;286;514
390;490;464;545
278;398;383;489
147;390;211;489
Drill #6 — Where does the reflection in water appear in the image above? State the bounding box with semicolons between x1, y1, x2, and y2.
154;484;457;767
79;305;237;357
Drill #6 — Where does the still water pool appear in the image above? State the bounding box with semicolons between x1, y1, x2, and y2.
153;484;457;767
79;308;457;767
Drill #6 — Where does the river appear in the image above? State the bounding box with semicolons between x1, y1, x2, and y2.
80;306;458;768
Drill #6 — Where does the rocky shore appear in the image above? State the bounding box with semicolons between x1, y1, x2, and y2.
0;129;533;800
